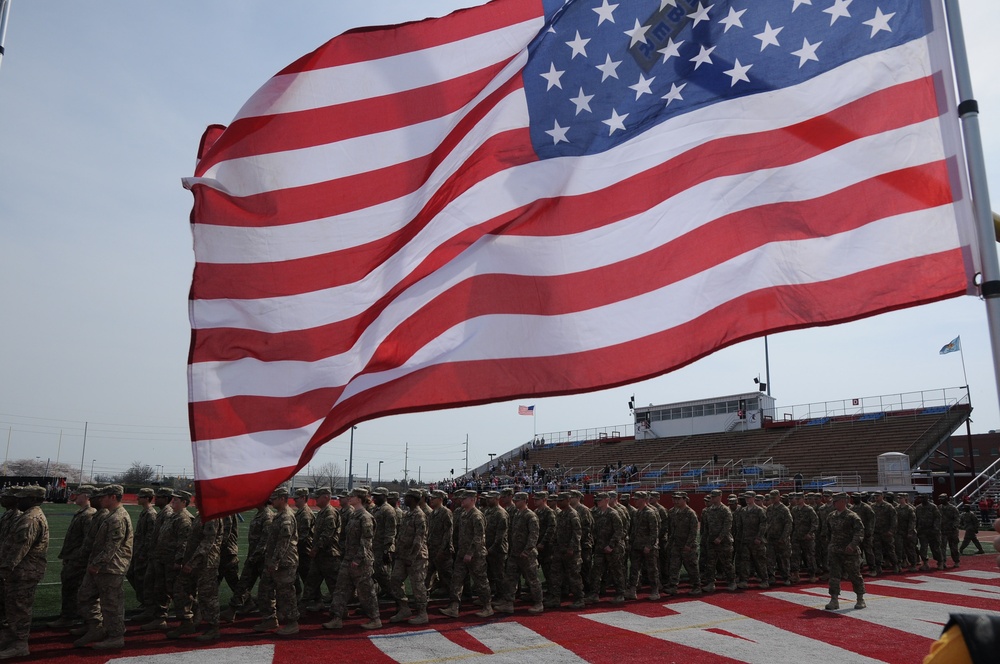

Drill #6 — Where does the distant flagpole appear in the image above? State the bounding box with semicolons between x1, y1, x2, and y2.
0;0;12;72
944;0;1000;411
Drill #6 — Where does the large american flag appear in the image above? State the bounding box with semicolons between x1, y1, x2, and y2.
184;0;978;517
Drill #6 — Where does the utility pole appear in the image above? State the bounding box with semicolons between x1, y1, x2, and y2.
2;426;10;477
465;434;469;476
78;421;88;486
403;442;409;484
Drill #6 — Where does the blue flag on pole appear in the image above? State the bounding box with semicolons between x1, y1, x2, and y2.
939;337;961;355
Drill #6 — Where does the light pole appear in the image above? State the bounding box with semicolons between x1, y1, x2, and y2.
378;460;383;484
488;453;497;467
155;464;163;482
90;459;96;483
348;425;357;490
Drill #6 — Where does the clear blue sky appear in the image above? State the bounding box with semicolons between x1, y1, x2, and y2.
1;1;998;485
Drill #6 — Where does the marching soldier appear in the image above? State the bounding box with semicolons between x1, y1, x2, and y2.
254;487;299;636
221;500;274;621
138;487;174;624
0;488;18;631
958;504;986;555
388;489;429;625
765;490;793;585
937;494;961;568
126;488;156;609
483;491;509;597
72;486;110;642
546;492;585;609
323;487;381;630
789;492;818;583
914;494;945;570
440;490;493;618
570;490;594;593
426;490;454;597
141;489;192;631
169;501;224;642
75;485;134;650
48;485;95;629
293;487;315;597
218;513;241;597
304;488;341;612
870;491;899;575
649;491;670;588
534;491;556;595
626;491;660;600
701;489;737;592
495;492;544;614
0;486;49;660
895;492;920;571
371;487;397;596
585;492;625;604
824;492;865;610
736;491;769;589
849;493;876;575
664;491;700;596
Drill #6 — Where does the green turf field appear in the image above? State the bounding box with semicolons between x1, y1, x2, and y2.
30;503;255;624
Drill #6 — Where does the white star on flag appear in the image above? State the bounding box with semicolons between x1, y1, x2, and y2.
624;19;650;47
791;37;821;67
592;0;618;26
690;44;716;70
823;0;853;26
863;8;895;37
791;0;812;10
540;62;565;90
565;31;591;59
719;7;746;32
602;108;628;135
755;22;783;51
662;82;686;105
569;87;594;115
658;38;684;62
724;58;753;86
659;0;678;9
596;53;623;81
545;119;570;145
628;73;655;99
687;2;714;28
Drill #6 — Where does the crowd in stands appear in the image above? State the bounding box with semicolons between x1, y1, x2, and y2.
432;453;643;495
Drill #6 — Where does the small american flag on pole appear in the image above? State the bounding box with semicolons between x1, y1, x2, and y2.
518;405;536;416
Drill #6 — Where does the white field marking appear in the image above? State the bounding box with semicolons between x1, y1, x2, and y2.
370;622;589;664
944;569;1000;580
582;600;883;664
766;588;1000;639
107;644;275;664
868;575;1000;600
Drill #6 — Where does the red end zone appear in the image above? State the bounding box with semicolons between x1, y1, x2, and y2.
25;554;1000;664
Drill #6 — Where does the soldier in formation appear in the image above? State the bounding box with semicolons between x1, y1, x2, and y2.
440;490;493;618
324;488;381;630
701;489;737;592
482;491;508;597
494;491;544;614
546;492;584;609
764;489;793;585
254;487;299;636
169;496;223;642
895;492;920;571
371;487;397;597
388;489;429;625
736;491;769;589
426;489;454;597
126;487;156;608
958;504;986;555
870;491;899;576
0;486;48;661
914;494;945;570
824;492;865;611
586;491;626;604
937;493;962;568
789;492;818;583
222;499;274;620
303;487;341;612
626;491;660;600
49;485;95;629
664;491;700;596
293;487;315;598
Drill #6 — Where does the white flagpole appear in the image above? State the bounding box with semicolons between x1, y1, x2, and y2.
0;0;12;71
958;336;969;392
944;0;1000;412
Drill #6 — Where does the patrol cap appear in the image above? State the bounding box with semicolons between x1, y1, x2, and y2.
534;490;548;499
388;491;400;500
76;484;98;496
404;488;422;500
607;490;618;497
557;491;572;501
831;492;849;501
884;491;895;499
371;487;388;497
743;491;757;498
137;487;155;498
672;491;688;499
937;493;951;499
500;487;514;496
269;487;289;500
620;492;631;499
98;484;125;497
547;493;558;502
728;494;738;502
350;487;369;499
708;489;722;498
293;487;310;498
431;490;447;500
768;489;780;496
649;491;660;497
15;485;46;499
570;489;583;498
633;490;648;500
154;487;173;498
172;489;193;501
314;487;332;496
483;491;499;499
594;491;609;501
513;492;529;502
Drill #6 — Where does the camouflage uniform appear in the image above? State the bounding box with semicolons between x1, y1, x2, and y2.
483;498;509;596
75;503;109;628
826;500;865;605
534;494;556;594
789;497;818;580
389;497;428;614
329;505;380;622
571;492;594;593
0;496;18;627
448;502;491;608
815;497;834;573
258;502;299;625
650;495;670;587
218;514;241;594
664;496;700;593
426;495;454;595
174;516;224;626
500;501;543;608
547;498;584;606
372;496;397;594
81;498;134;642
304;499;341;605
736;496;769;587
228;505;274;611
294;496;315;593
147;500;191;620
914;498;944;568
895;496;920;569
0;494;48;651
56;498;95;621
701;497;736;589
871;495;898;574
588;499;626;600
765;496;793;583
850;497;876;572
628;499;661;596
958;508;985;554
126;493;155;606
142;497;174;616
938;497;961;566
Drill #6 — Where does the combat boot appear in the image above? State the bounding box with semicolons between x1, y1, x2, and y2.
166;620;197;639
583;594;599;604
492;601;515;614
46;616;75;629
195;625;221;642
439;602;461;618
569;599;586;609
543;598;561;609
361;617;383;630
701;583;716;593
91;636;125;650
140;617;168;631
305;601;325;613
689;587;703;596
0;641;29;660
647;592;660;601
73;625;107;648
252;616;279;632
527;602;544;614
824;596;839;611
475;605;494;618
322;616;343;629
408;609;429;625
276;622;299;636
623;587;637;600
219;606;237;623
389;604;413;623
611;594;625;604
854;596;866;609
727;582;738;592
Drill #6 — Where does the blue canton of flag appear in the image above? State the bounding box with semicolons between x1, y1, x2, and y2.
524;0;927;158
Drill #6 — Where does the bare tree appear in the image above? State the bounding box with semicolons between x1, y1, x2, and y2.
117;461;156;485
313;461;344;492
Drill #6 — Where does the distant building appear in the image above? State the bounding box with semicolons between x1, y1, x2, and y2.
634;391;777;439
